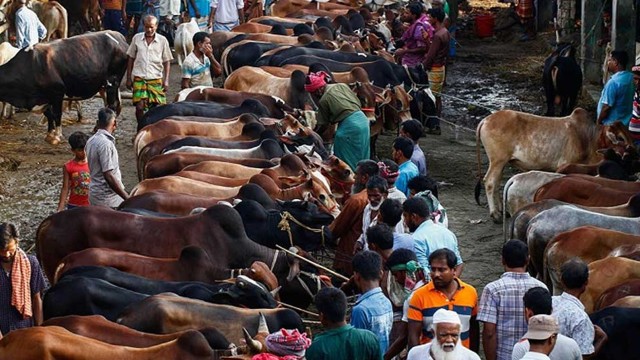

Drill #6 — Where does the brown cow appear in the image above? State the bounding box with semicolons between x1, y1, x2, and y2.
54;246;278;290
232;22;293;35
0;326;215;360
475;108;633;222
130;176;241;198
533;176;638;207
580;257;640;313
224;66;313;111
174;170;251;187
610;295;640;308
594;279;640;311
544;226;640;294
32;1;68;41
43;315;233;350
609;244;640;261
143;153;277;179
269;0;350;17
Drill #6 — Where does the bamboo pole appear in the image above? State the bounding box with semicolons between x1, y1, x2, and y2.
275;245;349;282
278;301;319;317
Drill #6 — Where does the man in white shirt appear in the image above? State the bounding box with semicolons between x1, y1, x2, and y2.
14;0;47;49
208;0;244;31
354;176;403;253
512;287;581;360
518;315;559;360
407;309;481;360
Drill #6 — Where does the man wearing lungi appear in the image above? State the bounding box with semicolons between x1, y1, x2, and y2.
126;14;173;123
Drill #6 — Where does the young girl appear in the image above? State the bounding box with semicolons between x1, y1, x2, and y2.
56;131;90;212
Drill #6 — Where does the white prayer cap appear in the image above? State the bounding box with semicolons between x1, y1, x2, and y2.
432;309;461;325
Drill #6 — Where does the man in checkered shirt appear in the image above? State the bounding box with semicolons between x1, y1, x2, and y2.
478;240;547;360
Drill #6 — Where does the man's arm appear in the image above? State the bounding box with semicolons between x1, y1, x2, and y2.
32;292;43;326
584;325;607;359
188;0;201;18
103;170;129;200
422;31;441;70
470;315;480;353
596;104;610;125
181;77;190;89
407;320;422;350
237;8;245;24
162;60;171;92
122;0;127;18
203;43;222;77
208;6;216;28
482;322;498;360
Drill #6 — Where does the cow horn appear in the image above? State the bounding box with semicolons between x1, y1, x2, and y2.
307;145;316;158
270;286;282;297
243;327;263;353
258;313;270;334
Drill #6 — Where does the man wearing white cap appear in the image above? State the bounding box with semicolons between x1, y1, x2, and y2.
407;309;481;360
519;315;559;360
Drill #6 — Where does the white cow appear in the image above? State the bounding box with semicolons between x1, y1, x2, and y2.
174;18;200;66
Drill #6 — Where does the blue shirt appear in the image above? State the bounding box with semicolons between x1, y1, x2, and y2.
412;220;462;271
393;232;414;251
350;287;393;357
396;161;420;196
597;70;635;126
15;7;47;49
411;144;428;176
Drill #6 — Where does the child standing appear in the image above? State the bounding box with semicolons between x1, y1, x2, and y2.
56;131;90;212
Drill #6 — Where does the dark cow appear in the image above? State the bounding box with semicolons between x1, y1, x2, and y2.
35;205;302;288
256;46;382;67
0;31;127;144
590;307;640;360
543;43;583;116
43;270;275;321
116;294;303;345
221;41;286;76
138;99;270;131
174;87;292;118
43;315;233;350
235;200;333;251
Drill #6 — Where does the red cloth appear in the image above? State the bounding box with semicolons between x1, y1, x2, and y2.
64;159;90;206
304;72;328;93
11;249;32;319
516;0;534;19
251;354;299;360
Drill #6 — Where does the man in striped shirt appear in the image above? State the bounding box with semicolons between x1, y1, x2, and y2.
14;0;47;49
181;32;221;89
478;240;547;360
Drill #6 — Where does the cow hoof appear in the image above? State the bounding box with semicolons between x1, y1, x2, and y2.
490;213;503;224
44;131;56;144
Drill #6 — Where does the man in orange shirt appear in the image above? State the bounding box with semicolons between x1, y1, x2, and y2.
407;248;479;352
101;0;127;35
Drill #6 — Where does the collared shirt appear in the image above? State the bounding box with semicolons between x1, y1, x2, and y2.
15;7;47;49
396;160;420;196
411;220;462;271
351;287;394;356
407;342;481;360
407;279;478;348
512;333;582;360
305;325;382;360
182;52;213;87
85;129;125;208
127;32;173;80
211;0;244;23
597;70;635;126
477;272;548;360
552;292;595;355
519;352;551;360
0;255;46;335
317;83;362;128
411;143;428;176
387;186;407;203
159;0;181;16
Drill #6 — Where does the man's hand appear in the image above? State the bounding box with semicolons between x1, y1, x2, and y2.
163;81;169;92
203;43;214;58
195;11;201;18
126;78;133;90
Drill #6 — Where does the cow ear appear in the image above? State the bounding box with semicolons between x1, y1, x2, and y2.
278;173;306;186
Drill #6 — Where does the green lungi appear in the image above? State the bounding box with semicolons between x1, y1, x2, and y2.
334;110;370;172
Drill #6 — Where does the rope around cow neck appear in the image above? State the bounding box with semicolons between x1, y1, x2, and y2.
277;211;326;249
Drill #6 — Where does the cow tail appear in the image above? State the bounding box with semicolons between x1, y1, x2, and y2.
474;119;485;206
59;4;68;39
502;176;514;241
53;261;66;284
34;218;51;266
133;129;148;158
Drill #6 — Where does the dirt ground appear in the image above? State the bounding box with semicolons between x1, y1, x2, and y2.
0;0;594;325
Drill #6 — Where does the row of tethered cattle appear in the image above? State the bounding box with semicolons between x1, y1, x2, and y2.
475;106;640;359
0;1;432;359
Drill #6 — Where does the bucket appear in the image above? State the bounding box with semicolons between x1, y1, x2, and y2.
475;14;495;38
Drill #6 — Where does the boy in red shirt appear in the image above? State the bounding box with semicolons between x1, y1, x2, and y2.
56;131;90;211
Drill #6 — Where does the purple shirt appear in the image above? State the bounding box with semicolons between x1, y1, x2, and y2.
0;254;46;335
400;15;433;67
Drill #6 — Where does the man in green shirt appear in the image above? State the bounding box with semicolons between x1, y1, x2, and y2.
305;71;371;172
306;287;382;360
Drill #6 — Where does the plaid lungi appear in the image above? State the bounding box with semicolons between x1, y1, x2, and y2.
132;77;166;110
428;65;446;94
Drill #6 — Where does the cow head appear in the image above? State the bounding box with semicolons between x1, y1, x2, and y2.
284;170;340;217
319;155;355;201
277;200;335;251
599;121;635;152
217;275;277;309
240;261;279;292
378;85;413;131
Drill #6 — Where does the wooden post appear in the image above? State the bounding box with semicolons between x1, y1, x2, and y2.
581;0;604;84
612;0;636;66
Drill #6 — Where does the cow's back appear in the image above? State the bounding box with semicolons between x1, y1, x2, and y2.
479;109;593;171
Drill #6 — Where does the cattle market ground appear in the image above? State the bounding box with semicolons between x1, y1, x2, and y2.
0;9;596;306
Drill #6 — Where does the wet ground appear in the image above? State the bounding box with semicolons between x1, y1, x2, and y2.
0;4;596;303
